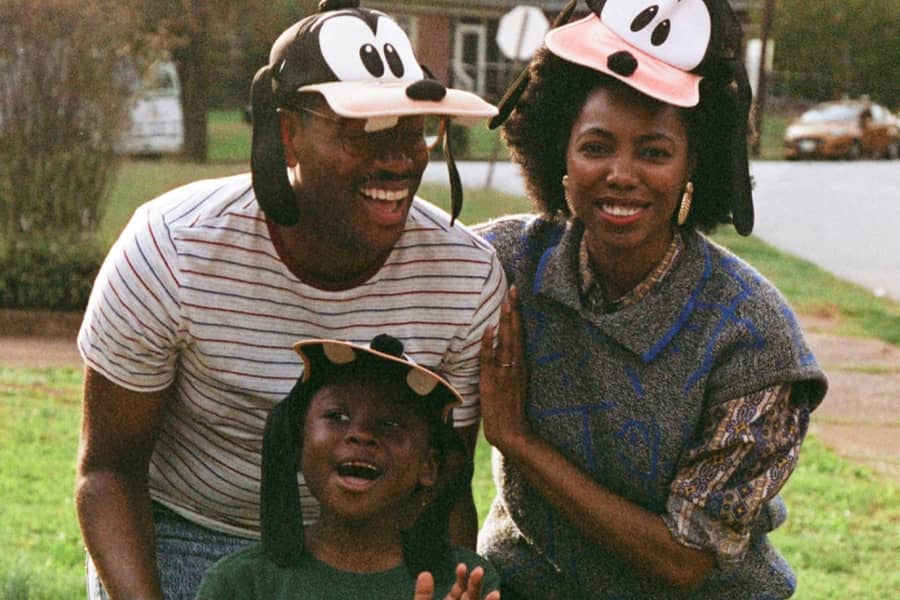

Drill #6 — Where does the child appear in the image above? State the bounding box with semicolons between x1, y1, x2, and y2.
196;334;500;599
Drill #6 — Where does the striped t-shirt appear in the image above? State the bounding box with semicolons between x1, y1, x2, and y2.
78;173;506;538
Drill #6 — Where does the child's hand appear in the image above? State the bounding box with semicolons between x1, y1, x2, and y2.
413;564;500;600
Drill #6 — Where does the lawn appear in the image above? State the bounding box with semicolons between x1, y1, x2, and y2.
2;366;897;599
5;110;898;598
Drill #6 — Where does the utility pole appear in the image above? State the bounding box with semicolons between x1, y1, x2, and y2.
751;0;774;157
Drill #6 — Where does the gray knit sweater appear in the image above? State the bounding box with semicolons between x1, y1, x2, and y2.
476;215;827;599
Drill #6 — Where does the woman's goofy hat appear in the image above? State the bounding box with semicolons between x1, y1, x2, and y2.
260;333;470;578
493;0;754;235
251;0;497;226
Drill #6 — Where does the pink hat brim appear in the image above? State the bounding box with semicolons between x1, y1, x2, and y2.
298;81;498;120
545;15;702;108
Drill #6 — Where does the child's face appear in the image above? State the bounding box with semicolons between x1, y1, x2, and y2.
300;377;439;524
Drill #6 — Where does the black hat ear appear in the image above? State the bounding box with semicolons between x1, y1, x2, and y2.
442;121;464;225
260;383;306;566
401;428;472;581
251;65;300;226
318;0;358;12
725;58;754;236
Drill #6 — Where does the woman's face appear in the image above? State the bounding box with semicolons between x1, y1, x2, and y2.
565;83;693;259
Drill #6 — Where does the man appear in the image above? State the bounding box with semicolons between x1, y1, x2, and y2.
75;2;503;598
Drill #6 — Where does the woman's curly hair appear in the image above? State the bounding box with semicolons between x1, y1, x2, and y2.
501;47;749;233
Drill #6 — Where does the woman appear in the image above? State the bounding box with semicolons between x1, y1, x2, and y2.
476;1;827;598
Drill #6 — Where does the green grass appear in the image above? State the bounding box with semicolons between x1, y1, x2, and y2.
207;110;252;163
769;437;900;599
0;367;85;600
2;366;896;599
711;228;900;345
757;113;792;160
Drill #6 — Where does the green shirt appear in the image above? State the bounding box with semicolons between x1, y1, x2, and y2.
196;543;500;599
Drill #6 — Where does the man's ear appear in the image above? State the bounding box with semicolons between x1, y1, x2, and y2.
278;108;299;167
418;448;439;488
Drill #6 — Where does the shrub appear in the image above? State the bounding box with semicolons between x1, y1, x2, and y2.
0;237;103;310
0;0;136;310
0;0;137;244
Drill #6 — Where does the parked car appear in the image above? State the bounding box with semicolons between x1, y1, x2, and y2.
783;99;900;160
117;61;184;156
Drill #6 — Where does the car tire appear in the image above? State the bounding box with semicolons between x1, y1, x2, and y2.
846;140;862;160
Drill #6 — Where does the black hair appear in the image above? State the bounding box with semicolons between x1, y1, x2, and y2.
501;47;750;234
259;349;469;582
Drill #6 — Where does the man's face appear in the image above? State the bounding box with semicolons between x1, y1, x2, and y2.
280;101;429;261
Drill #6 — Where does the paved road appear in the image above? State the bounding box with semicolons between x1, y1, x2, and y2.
424;160;900;300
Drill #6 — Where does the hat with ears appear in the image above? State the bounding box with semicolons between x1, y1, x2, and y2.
259;333;470;579
251;0;497;227
492;0;754;235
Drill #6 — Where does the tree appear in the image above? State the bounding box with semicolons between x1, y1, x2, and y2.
772;0;900;107
0;0;137;241
130;0;320;162
0;0;139;309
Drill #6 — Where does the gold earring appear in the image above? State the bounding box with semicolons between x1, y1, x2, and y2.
677;182;693;226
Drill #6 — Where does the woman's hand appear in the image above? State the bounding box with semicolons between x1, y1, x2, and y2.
479;286;530;451
413;564;500;600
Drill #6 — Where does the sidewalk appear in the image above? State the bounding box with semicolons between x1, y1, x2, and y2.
801;318;900;481
2;310;899;481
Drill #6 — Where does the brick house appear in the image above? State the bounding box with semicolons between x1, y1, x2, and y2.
367;1;753;102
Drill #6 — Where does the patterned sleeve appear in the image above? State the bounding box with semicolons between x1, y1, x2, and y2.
663;383;810;567
441;249;507;427
77;200;184;392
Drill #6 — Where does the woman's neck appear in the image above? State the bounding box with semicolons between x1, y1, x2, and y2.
585;228;676;303
305;516;405;573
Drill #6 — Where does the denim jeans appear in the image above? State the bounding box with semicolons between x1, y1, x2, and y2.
86;503;253;600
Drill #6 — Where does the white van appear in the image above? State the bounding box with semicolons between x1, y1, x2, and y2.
118;61;184;156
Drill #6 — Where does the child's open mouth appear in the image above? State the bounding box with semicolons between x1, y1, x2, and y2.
335;460;383;491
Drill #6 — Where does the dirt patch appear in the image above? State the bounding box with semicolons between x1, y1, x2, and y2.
0;309;82;369
2;309;899;481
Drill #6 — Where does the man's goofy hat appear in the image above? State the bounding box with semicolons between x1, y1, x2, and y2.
251;0;497;226
492;0;754;235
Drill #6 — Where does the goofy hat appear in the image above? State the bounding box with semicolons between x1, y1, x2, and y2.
251;0;497;226
493;0;754;235
260;333;471;579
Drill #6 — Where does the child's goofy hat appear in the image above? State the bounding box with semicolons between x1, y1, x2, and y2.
493;0;754;235
251;0;497;226
260;333;470;577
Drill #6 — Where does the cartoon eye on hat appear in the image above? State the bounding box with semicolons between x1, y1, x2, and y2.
547;0;715;107
251;0;497;227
